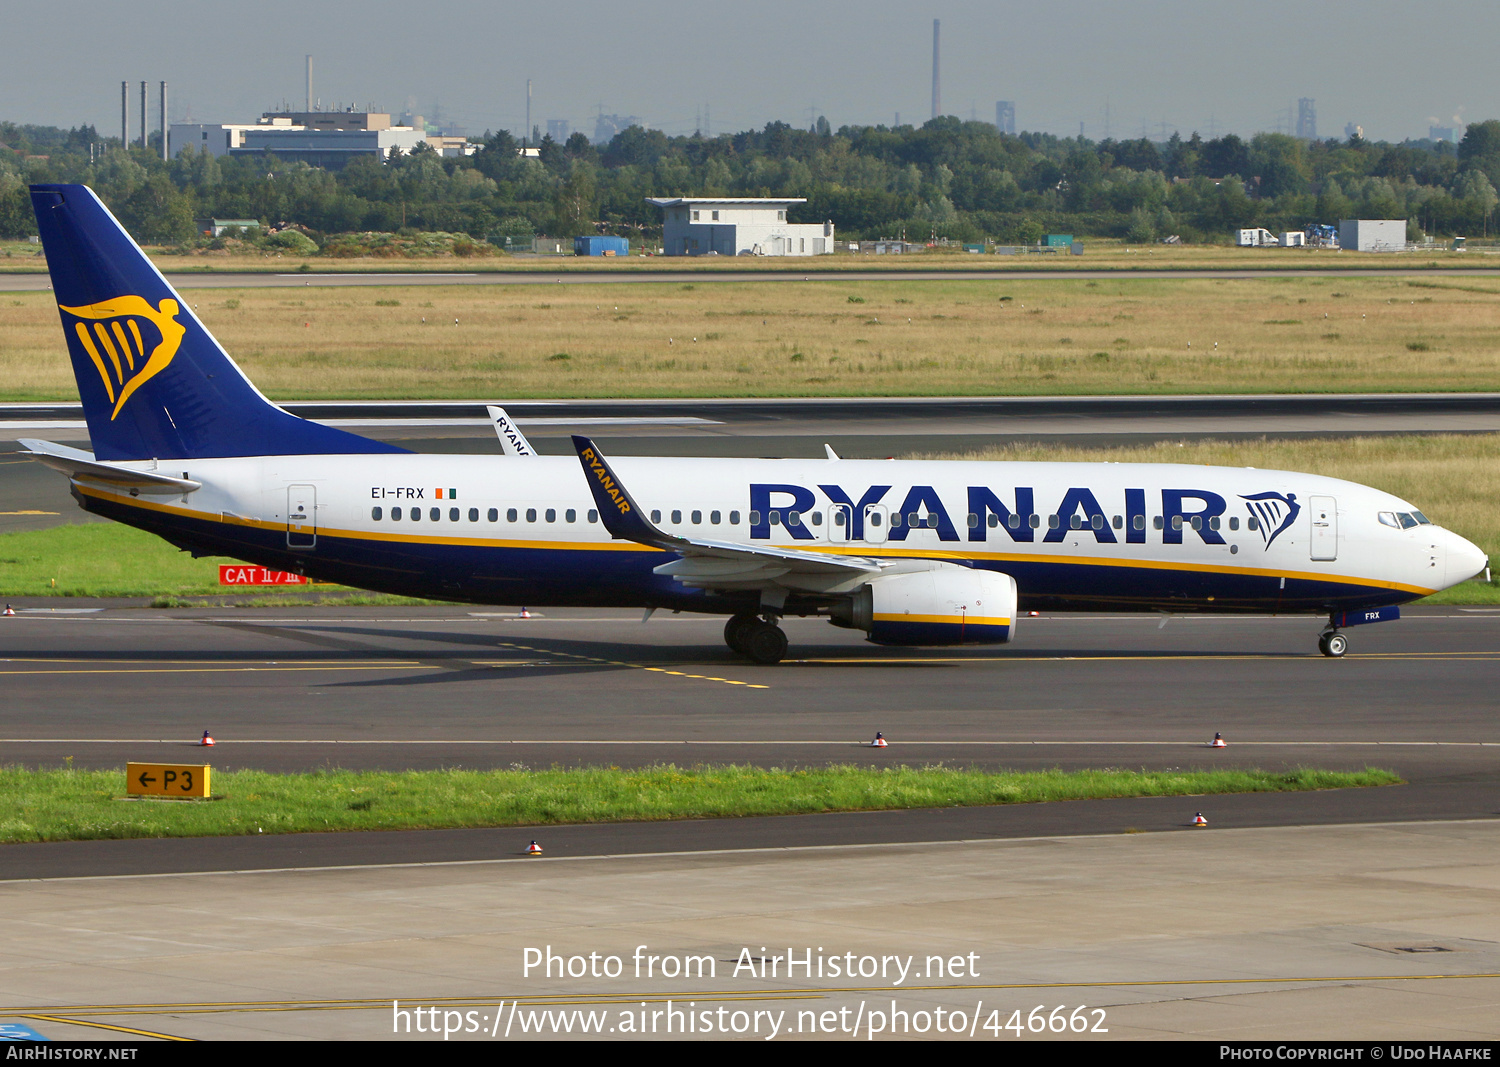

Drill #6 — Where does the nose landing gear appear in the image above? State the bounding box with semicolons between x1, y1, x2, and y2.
1317;628;1348;658
724;612;788;664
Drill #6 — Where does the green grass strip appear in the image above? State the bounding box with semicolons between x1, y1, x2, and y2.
0;764;1401;844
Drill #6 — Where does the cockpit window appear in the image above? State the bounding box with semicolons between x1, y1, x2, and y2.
1398;512;1419;529
1378;512;1400;529
1411;510;1432;525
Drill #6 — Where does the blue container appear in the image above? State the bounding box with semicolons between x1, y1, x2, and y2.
574;235;631;257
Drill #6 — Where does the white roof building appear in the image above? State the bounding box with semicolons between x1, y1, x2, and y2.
646;198;833;256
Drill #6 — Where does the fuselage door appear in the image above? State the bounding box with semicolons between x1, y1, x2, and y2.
863;504;889;545
287;484;317;549
828;503;852;543
1309;495;1337;561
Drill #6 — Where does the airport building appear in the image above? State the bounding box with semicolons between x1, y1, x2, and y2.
647;197;833;256
170;109;469;167
1339;219;1407;252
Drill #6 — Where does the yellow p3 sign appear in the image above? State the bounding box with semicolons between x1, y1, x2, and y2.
127;762;211;798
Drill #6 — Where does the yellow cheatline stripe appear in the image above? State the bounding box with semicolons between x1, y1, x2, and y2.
75;486;1436;597
497;642;769;688
21;971;1500;1019
21;1013;192;1040
872;613;1011;626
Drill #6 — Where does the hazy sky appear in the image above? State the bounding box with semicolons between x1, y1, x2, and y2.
5;1;1496;143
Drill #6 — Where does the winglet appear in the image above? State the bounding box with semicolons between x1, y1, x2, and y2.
486;405;536;456
571;435;679;548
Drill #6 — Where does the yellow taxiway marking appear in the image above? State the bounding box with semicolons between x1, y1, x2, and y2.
19;1013;191;1041
496;642;769;688
0;658;428;676
0;509;60;515
19;970;1500;1019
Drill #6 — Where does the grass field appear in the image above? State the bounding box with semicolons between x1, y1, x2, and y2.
0;764;1400;843
4;275;1500;400
2;434;1494;603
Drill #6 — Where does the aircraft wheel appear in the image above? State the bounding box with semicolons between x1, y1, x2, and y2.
1318;631;1347;658
724;613;757;653
742;621;788;665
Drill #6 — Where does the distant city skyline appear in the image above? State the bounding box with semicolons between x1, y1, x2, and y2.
5;0;1495;145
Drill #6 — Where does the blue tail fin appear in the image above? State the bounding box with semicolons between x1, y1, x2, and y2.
29;184;407;461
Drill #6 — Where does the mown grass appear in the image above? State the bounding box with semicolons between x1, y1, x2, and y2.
912;433;1500;604
0;764;1400;843
5;275;1500;400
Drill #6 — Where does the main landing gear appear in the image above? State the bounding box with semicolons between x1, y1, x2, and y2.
724;612;788;665
1317;628;1348;658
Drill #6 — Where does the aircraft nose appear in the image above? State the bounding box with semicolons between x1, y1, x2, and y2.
1445;530;1488;587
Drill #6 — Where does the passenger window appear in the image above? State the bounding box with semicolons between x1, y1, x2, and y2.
890;513;903;528
988;514;1000;529
926;515;938;528
488;508;498;522
565;509;576;523
371;506;383;521
1248;516;1259;531
450;507;460;522
1172;516;1184;531
770;511;781;526
834;510;846;526
1208;516;1220;531
747;510;759;525
507;508;518;522
1190;515;1202;531
469;508;479;522
1112;515;1122;529
869;512;882;527
811;511;822;525
908;513;921;527
1153;515;1164;530
691;510;701;524
732;511;742;524
967;513;979;528
526;508;537;522
788;511;800;526
430;507;441;521
710;510;721;524
588;509;598;523
1229;516;1239;531
411;508;421;522
1069;514;1081;530
1133;515;1145;531
1092;514;1104;530
545;508;556;522
1048;514;1060;529
671;510;682;524
392;507;402;520
1007;513;1020;529
651;510;661;523
1028;514;1040;529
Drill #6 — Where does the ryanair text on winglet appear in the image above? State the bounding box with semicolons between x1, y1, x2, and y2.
582;448;632;515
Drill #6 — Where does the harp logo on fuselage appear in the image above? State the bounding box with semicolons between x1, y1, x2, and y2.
59;296;186;420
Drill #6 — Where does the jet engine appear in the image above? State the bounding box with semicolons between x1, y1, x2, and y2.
833;565;1018;646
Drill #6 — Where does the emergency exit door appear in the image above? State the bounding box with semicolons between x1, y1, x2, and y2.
286;485;317;549
1309;496;1337;561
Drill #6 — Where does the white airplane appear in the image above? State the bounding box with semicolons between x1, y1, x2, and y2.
20;184;1489;662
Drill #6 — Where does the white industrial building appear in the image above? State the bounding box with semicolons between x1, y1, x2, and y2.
646;198;833;256
1339;219;1407;252
172;111;440;167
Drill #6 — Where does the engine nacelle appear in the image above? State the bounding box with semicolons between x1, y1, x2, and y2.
840;567;1018;646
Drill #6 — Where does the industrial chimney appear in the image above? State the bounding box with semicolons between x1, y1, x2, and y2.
139;81;147;149
305;55;313;112
121;81;128;149
160;81;168;160
931;19;941;120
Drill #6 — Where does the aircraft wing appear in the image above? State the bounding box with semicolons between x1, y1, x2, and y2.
18;438;201;492
571;435;881;579
486;406;536;457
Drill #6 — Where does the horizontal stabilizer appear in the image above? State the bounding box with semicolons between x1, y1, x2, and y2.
19;438;200;492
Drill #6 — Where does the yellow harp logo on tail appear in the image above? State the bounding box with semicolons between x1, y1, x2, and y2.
58;296;186;420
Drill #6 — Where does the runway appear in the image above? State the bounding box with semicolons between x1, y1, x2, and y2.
1;606;1497;876
4;266;1500;291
